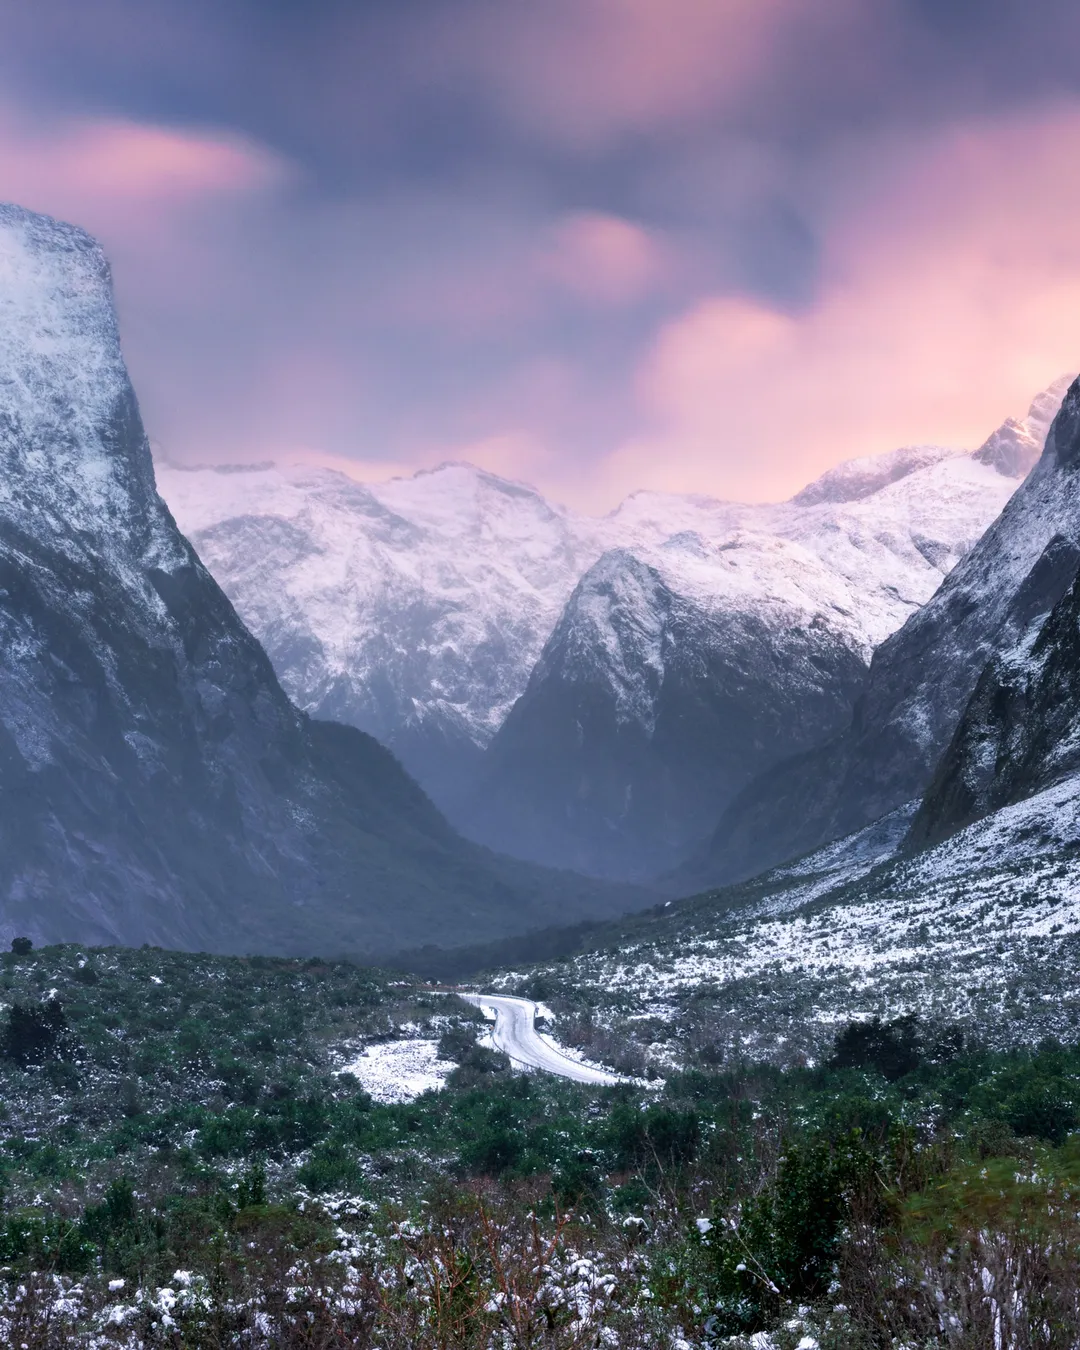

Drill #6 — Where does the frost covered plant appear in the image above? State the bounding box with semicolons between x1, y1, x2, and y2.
0;1196;669;1349
369;1196;664;1348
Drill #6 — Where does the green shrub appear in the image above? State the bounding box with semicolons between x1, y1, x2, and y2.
297;1141;365;1194
605;1102;701;1174
1002;1082;1078;1144
0;1210;95;1274
552;1150;604;1210
690;1132;877;1335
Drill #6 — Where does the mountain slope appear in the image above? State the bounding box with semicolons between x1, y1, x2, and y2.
460;431;1057;878
910;465;1080;848
460;535;868;877
0;203;641;956
513;785;1080;1075
475;764;1080;1074
156;461;611;805
694;375;1078;888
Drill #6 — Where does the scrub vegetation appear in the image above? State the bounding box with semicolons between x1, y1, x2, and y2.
1;945;1080;1345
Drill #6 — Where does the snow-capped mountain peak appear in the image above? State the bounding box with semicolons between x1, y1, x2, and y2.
973;373;1077;477
791;444;960;506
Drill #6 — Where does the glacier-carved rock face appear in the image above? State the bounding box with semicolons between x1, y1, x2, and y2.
0;204;640;953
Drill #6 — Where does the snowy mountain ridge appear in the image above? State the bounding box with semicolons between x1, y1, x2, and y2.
694;375;1080;890
156;385;1060;811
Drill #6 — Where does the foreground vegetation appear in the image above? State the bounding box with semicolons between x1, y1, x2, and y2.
0;945;1079;1345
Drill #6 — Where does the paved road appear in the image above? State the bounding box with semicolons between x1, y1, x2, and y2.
461;993;626;1085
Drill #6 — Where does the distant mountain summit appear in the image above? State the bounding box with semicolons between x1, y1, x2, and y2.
158;396;1046;877
157;460;606;806
790;444;958;506
0;204;637;953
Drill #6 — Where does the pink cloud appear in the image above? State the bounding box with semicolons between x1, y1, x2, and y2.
596;103;1080;505
370;206;668;334
541;212;667;305
459;0;826;148
0;108;288;219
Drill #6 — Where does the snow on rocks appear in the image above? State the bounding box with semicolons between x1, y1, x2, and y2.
0;203;184;574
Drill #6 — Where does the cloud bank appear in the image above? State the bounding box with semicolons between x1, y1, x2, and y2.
2;2;1080;509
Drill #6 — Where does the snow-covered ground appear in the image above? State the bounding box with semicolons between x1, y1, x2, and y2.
337;1039;453;1103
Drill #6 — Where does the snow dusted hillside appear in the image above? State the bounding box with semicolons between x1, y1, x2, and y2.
156;391;1053;829
157;463;610;800
699;374;1080;890
913;385;1080;848
486;772;1080;1074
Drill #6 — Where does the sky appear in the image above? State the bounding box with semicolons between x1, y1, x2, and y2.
4;0;1080;511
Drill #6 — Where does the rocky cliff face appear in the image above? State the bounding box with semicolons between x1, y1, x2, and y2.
0;204;638;955
910;385;1080;848
693;376;1080;889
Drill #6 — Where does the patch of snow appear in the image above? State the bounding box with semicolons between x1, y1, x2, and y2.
337;1039;452;1104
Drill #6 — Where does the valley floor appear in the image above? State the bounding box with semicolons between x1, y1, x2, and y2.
3;779;1080;1346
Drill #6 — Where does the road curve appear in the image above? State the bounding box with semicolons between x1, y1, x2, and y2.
462;994;626;1085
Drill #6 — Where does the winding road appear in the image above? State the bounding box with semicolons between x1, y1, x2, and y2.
462;994;627;1085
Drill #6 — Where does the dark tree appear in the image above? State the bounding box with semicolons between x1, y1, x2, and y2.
828;1014;922;1081
10;937;32;955
1;999;71;1067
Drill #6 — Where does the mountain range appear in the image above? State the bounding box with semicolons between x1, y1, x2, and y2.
159;383;1065;879
6;196;1080;969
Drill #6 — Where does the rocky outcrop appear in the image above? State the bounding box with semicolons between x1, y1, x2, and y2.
909;538;1080;849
